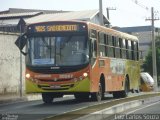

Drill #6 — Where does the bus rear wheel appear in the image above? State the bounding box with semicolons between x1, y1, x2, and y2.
113;77;129;98
42;93;54;104
91;83;102;101
121;77;129;98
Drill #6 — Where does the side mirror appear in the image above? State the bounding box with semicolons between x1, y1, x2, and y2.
15;34;28;55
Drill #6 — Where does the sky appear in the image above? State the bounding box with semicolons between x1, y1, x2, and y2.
1;0;160;27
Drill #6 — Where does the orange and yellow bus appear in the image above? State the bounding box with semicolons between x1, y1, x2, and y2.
16;20;140;103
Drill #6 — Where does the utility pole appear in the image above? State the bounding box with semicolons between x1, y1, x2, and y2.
146;7;159;91
17;17;26;97
106;7;116;20
19;23;23;97
99;0;104;26
106;7;116;27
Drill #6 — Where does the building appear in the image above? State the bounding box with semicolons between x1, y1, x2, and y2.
0;8;110;33
26;9;110;25
114;26;160;59
0;8;69;33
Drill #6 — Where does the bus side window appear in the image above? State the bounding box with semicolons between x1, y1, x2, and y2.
90;29;97;66
108;35;114;57
119;38;122;58
99;32;105;57
99;32;105;44
112;36;115;58
105;34;108;56
92;40;97;57
131;41;135;60
115;37;120;58
134;41;139;60
122;39;126;59
125;40;129;59
128;40;132;60
108;35;112;46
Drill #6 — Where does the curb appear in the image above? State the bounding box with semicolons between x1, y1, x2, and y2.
76;96;160;120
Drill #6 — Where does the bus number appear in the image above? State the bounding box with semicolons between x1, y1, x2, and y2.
35;26;46;32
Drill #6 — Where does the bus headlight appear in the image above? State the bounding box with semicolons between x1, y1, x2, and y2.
83;72;88;77
26;73;30;79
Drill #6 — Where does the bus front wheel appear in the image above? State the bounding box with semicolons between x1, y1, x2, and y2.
42;93;54;104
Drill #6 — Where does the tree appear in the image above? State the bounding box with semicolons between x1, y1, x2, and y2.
142;36;160;81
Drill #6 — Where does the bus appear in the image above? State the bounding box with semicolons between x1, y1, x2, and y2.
15;20;140;103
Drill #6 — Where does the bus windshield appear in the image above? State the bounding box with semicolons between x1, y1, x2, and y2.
27;35;89;66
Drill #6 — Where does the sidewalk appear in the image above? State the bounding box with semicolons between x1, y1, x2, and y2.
0;93;41;104
0;94;26;104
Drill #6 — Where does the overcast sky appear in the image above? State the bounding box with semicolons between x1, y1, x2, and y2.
1;0;160;27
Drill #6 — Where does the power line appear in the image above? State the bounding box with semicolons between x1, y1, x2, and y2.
131;0;149;10
106;7;116;20
131;0;160;18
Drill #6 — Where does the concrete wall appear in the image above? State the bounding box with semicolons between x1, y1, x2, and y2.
0;32;25;94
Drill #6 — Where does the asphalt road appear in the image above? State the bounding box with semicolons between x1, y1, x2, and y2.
0;92;150;120
0;94;114;120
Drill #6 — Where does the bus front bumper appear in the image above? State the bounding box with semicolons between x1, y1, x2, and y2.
25;77;90;93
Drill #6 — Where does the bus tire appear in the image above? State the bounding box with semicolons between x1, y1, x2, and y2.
135;88;140;93
121;77;129;98
91;83;102;101
42;93;54;104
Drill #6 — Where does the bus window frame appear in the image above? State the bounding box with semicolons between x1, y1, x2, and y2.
115;37;121;58
90;29;98;66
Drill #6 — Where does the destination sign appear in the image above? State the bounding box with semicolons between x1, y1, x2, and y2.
34;25;78;32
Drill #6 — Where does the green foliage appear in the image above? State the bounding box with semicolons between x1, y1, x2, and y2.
142;36;160;77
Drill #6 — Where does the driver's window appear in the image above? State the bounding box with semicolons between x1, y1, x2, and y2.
90;29;97;66
92;39;97;58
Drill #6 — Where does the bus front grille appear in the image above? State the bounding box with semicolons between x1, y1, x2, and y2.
37;84;74;90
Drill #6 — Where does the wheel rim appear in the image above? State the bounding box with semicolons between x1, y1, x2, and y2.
97;83;102;101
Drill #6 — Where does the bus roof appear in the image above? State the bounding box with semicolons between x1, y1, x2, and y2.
87;22;138;41
26;20;138;42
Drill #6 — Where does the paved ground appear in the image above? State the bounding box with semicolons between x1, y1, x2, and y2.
0;94;25;104
0;93;42;104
